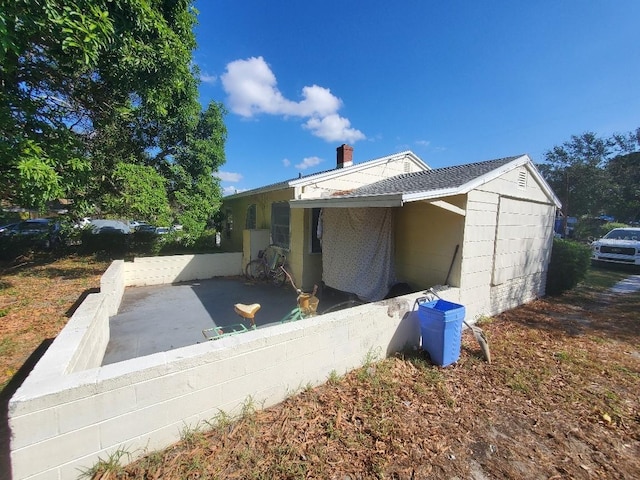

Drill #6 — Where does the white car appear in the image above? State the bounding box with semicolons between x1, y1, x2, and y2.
591;227;640;266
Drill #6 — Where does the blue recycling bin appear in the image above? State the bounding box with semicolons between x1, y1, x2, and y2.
418;299;465;367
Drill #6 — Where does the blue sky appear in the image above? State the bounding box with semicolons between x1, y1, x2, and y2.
193;1;640;195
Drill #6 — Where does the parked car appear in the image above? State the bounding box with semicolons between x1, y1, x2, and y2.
0;222;19;236
4;218;61;249
591;227;640;267
135;224;157;234
88;219;131;234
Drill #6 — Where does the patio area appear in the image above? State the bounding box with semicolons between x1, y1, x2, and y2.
103;277;354;364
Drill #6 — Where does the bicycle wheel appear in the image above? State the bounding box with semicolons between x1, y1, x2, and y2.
245;259;267;280
269;265;287;286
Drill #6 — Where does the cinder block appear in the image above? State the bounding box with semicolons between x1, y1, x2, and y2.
56;385;136;435
162;384;224;425
11;424;101;478
98;401;170;448
9;407;60;450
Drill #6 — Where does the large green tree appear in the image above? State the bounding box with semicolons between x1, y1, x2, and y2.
538;129;639;222
0;0;226;231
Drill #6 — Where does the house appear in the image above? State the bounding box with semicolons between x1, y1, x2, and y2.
221;145;430;289
222;146;561;320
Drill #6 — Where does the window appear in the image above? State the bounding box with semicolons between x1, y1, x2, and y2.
271;202;290;248
311;208;322;253
245;204;256;229
225;209;233;239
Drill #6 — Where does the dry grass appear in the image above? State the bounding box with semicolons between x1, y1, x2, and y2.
1;256;639;479
86;266;639;479
0;253;109;390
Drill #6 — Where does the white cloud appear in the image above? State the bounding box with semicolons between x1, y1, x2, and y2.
415;140;431;147
221;56;365;143
282;158;291;167
303;114;365;143
295;156;323;170
215;171;243;182
200;72;217;84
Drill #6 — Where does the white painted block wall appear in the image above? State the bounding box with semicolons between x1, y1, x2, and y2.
8;254;435;480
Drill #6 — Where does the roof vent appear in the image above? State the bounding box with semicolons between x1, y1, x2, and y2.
517;170;528;190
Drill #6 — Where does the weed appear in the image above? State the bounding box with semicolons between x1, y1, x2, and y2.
423;368;445;385
590;335;608;344
363;346;382;367
208;409;233;434
180;422;207;449
135;450;164;473
324;417;339;440
78;447;130;478
506;371;531;394
327;369;341;384
476;315;494;326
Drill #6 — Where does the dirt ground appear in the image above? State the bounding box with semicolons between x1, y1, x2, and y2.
1;256;639;479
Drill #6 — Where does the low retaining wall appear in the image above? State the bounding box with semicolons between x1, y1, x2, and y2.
8;253;456;480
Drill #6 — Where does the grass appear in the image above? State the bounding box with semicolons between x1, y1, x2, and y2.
2;256;639;479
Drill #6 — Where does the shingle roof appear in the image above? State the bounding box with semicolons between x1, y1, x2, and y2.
223;150;427;199
339;155;522;197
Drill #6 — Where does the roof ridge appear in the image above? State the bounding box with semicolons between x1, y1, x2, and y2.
225;149;424;198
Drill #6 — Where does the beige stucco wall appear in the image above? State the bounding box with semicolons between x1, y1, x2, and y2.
222;156;424;291
222;188;294;253
394;197;466;290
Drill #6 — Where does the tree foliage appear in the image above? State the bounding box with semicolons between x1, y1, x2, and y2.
538;129;640;222
0;0;226;232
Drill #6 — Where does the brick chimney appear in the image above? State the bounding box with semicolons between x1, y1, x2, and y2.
336;144;353;169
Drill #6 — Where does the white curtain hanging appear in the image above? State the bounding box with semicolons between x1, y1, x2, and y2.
321;207;396;302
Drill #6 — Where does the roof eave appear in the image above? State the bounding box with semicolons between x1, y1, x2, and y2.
290;194;404;209
288;150;429;188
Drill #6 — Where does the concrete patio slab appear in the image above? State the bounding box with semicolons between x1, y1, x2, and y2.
103;277;352;364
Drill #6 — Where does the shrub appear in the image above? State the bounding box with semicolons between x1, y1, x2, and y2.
79;230;129;257
545;238;591;296
129;231;161;256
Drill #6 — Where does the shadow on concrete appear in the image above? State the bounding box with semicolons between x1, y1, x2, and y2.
0;339;53;480
102;277;357;365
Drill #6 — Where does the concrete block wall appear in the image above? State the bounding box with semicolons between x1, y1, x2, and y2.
101;260;125;316
9;294;427;480
9;254;436;480
124;253;242;286
490;271;546;314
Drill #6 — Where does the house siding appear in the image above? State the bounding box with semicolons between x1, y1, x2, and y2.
460;168;556;319
459;191;499;319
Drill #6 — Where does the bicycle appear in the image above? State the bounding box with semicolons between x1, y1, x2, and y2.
202;270;318;340
244;245;287;286
279;267;319;322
